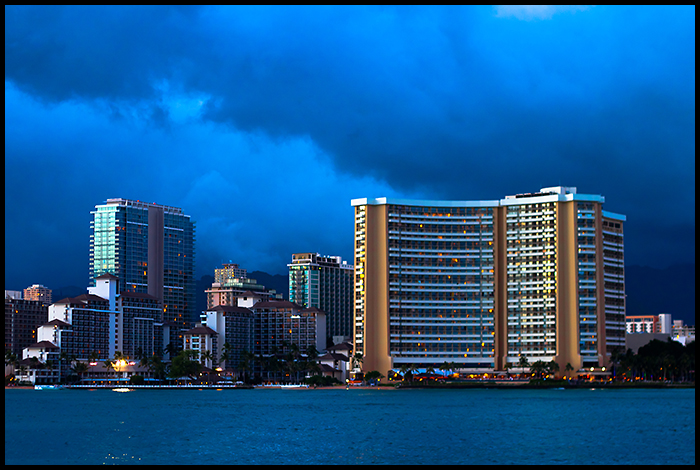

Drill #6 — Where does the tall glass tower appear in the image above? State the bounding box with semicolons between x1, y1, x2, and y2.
90;198;196;336
288;253;354;344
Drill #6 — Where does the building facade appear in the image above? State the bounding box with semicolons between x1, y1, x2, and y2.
203;304;254;369
90;198;196;346
215;263;248;284
5;290;23;300
626;314;672;334
183;325;218;369
43;293;114;361
288;253;354;343
352;186;626;376
671;320;695;346
206;262;283;310
36;274;165;363
250;300;326;359
23;284;52;303
5;297;49;358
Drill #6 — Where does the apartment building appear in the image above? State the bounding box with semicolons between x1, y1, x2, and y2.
352;186;626;376
41;293;114;361
90;198;196;347
203;304;254;369
626;313;672;334
5;297;50;358
288;253;354;342
34;274;164;363
215;263;248;283
251;300;326;358
206;264;283;310
183;325;218;369
23;284;52;303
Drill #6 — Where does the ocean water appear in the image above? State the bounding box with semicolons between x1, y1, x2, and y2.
5;387;695;465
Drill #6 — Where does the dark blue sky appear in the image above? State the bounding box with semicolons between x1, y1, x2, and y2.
5;5;695;291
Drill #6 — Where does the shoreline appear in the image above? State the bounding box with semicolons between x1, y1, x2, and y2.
6;382;694;391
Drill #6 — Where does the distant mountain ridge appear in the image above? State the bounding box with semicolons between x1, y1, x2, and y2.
248;271;289;299
51;286;87;302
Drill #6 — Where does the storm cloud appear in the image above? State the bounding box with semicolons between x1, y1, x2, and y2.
5;5;695;290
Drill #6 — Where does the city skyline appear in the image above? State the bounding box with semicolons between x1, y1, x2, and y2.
5;7;695;300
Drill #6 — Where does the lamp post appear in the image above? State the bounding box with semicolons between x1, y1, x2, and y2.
346;378;349;390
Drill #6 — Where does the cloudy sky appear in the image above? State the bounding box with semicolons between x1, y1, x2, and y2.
5;5;695;290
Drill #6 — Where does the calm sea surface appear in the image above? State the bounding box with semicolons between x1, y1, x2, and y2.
5;387;695;465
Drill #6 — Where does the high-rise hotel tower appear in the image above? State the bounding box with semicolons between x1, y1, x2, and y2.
90;199;196;336
288;253;354;342
352;187;625;376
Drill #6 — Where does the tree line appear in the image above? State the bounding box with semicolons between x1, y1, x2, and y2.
610;339;695;382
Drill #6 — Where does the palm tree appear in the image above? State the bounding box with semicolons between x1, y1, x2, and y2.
265;354;281;383
399;364;417;382
5;350;17;366
364;370;384;385
219;349;231;372
72;361;89;383
547;360;560;378
139;353;151;370
449;362;459;377
564;362;574;381
439;361;450;379
45;359;56;381
307;359;322;378
103;359;115;382
678;354;691;383
660;353;673;382
134;347;145;362
17;364;28;382
220;342;233;370
5;351;19;374
238;350;255;383
149;355;167;383
282;349;299;383
200;350;213;367
530;360;547;379
168;350;201;383
29;356;43;373
163;343;179;361
517;355;530;376
305;345;319;362
58;351;75;382
352;352;364;371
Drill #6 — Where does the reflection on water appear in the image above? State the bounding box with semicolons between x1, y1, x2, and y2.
5;388;695;465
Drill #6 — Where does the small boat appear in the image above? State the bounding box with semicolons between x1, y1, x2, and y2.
34;385;65;390
112;388;132;392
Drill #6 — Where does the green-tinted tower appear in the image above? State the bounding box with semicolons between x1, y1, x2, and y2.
288;253;353;345
90;198;196;338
